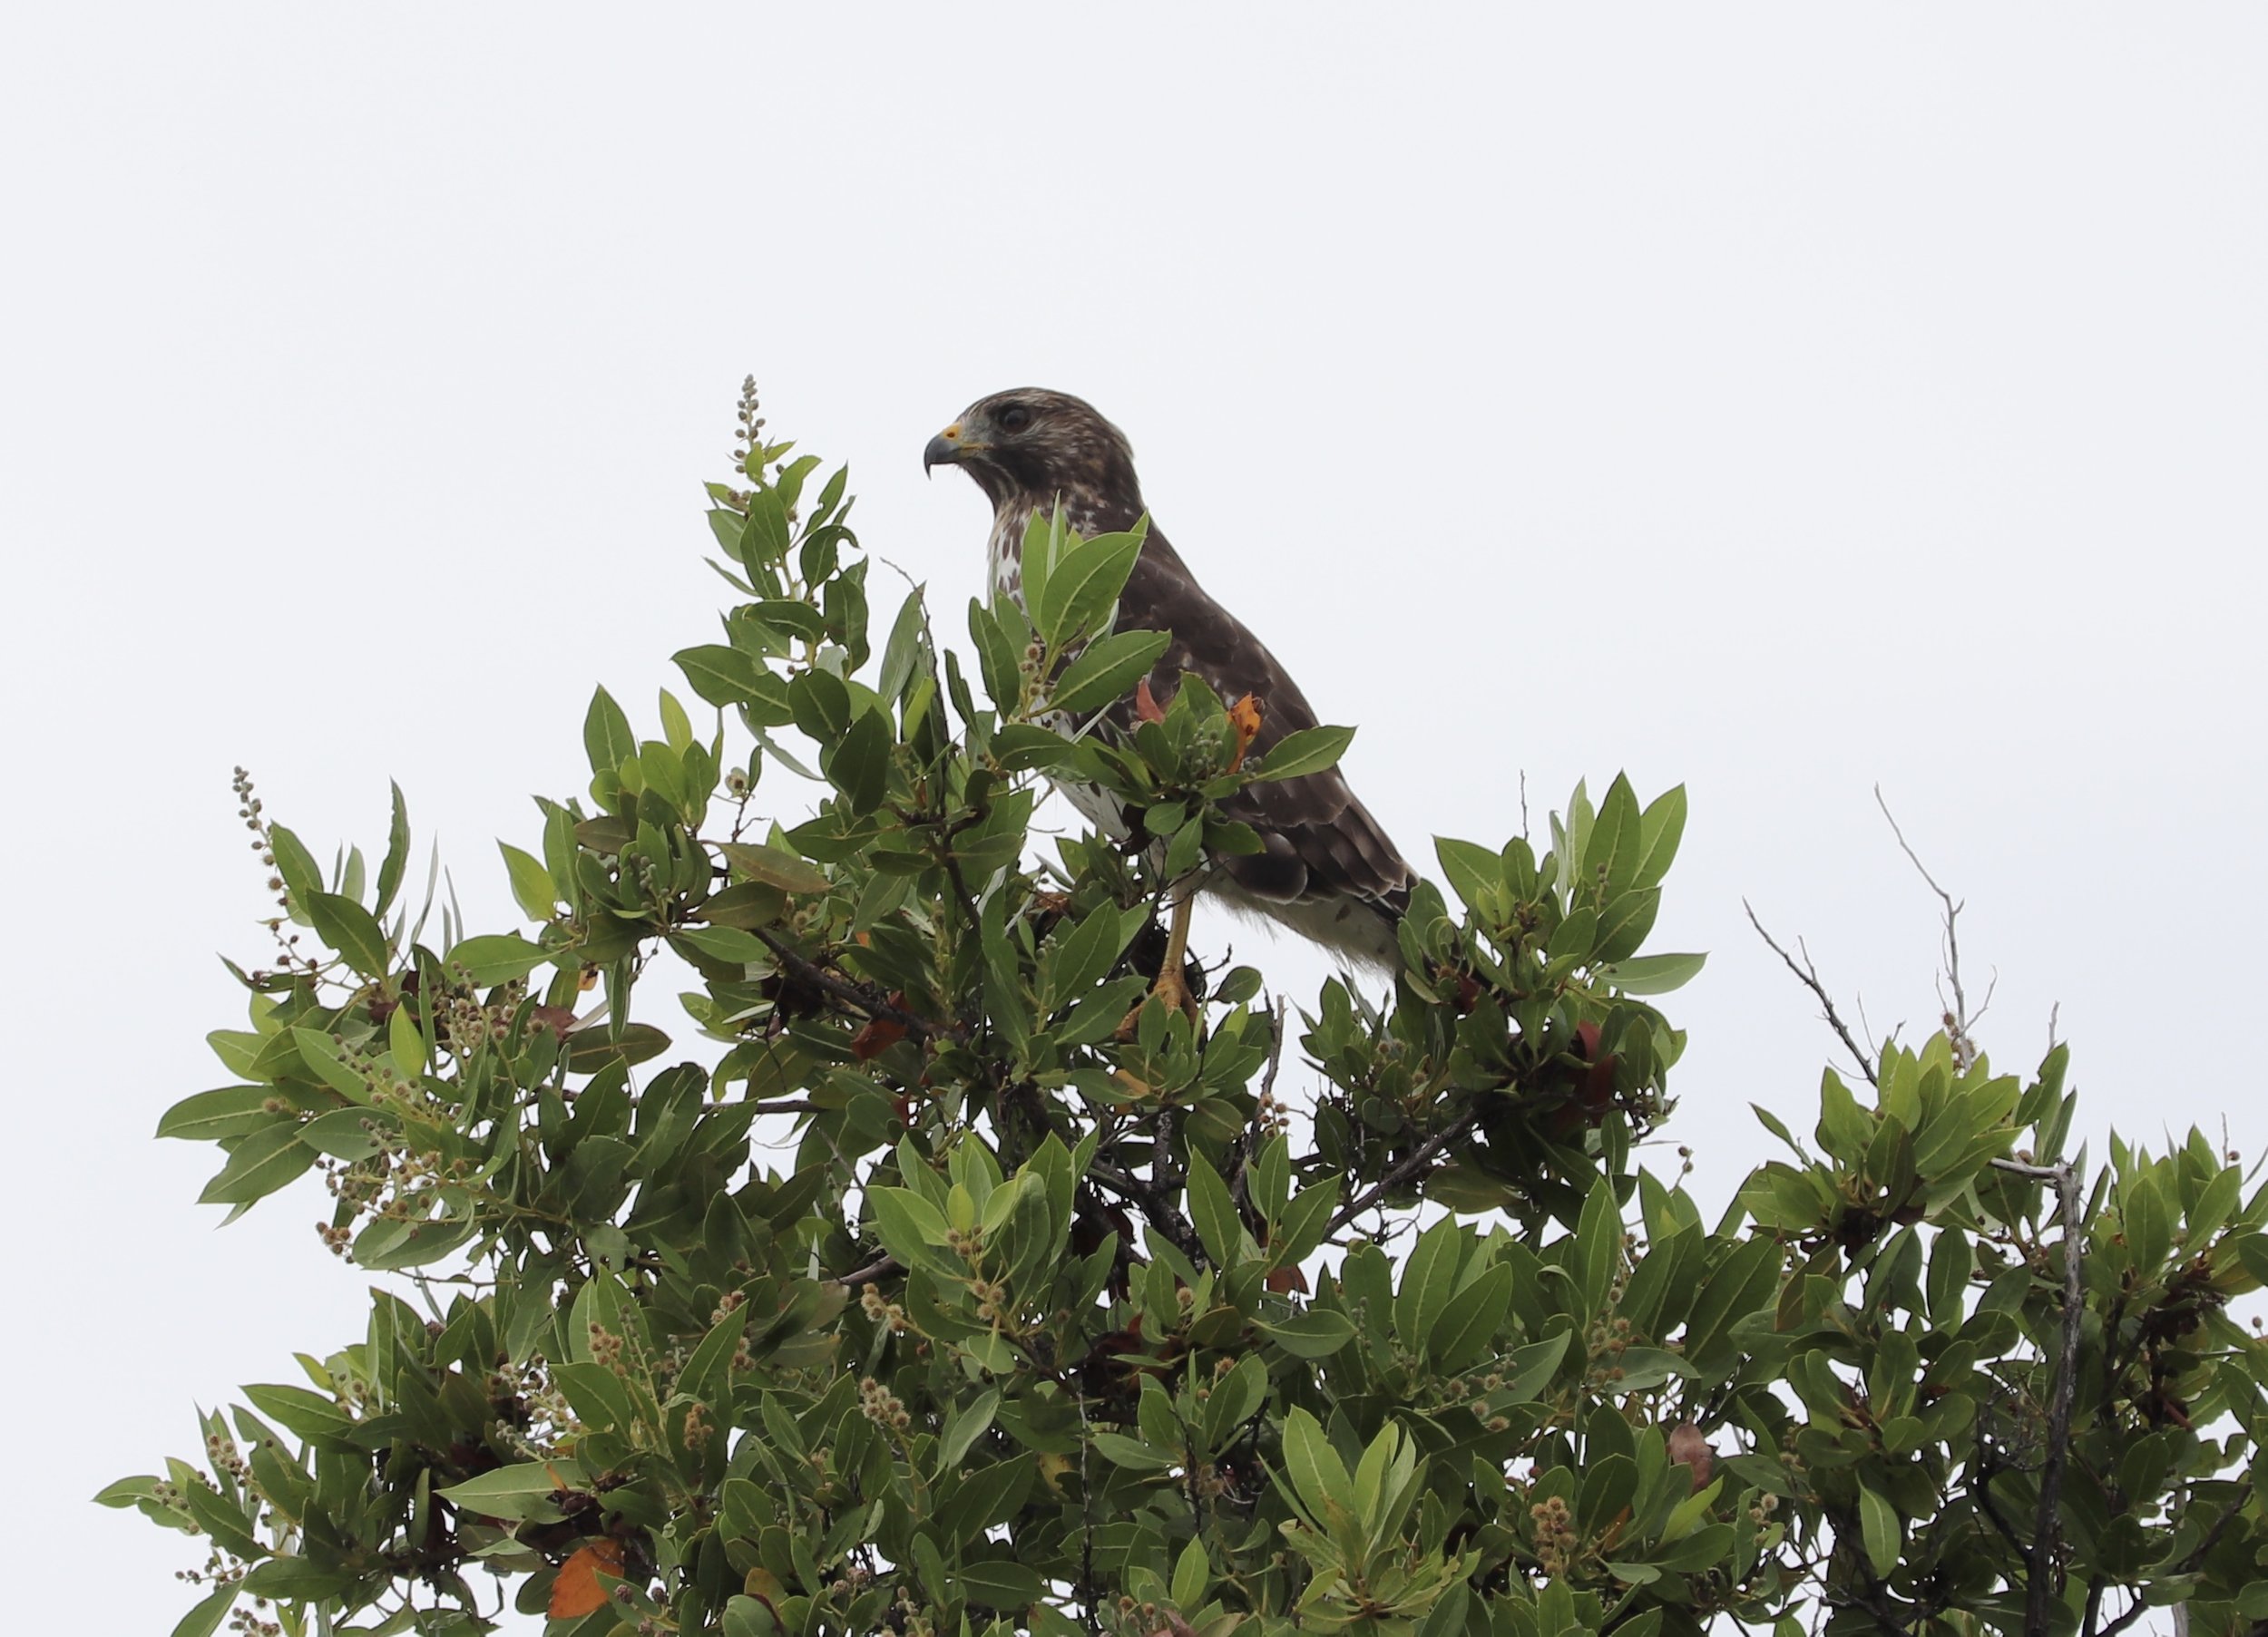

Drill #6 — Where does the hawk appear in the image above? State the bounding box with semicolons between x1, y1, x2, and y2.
924;389;1416;986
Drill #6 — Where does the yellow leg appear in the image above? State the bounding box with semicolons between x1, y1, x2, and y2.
1149;891;1199;1020
1118;891;1203;1041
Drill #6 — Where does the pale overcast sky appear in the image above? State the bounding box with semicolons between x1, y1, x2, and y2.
5;7;2263;1630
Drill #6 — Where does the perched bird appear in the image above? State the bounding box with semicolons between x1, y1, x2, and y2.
924;388;1415;982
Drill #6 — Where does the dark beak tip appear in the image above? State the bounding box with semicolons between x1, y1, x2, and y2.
922;432;960;477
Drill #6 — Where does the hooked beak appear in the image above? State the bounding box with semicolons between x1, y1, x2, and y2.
923;421;985;476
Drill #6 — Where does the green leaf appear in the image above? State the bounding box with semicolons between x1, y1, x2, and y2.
1091;1431;1177;1471
1039;904;1140;1014
241;1383;355;1444
1434;837;1502;915
92;1475;162;1508
583;686;636;775
1430;1262;1513;1370
658;687;694;751
445;932;553;986
289;1027;373;1103
565;1022;670;1073
198;1123;313;1207
1018;505;1065;630
1256;1310;1356;1359
1049;628;1171;720
305;891;389;978
1497;1331;1572;1403
743;489;790;562
1583;774;1644;898
967;599;1022;712
372;781;411;916
938;1388;1001;1474
719;840;829;895
436;1458;582;1522
1272;1176;1342;1267
1248;724;1354;783
352;1208;475;1272
1170;1537;1209;1611
499;843;558;921
239;1556;351;1602
1036;526;1147;649
675;642;769;708
1187;1155;1245;1270
170;1584;239;1637
266;823;323;917
1632;784;1687;889
953;1561;1042;1611
821;706;891;814
868;1187;953;1264
156;1086;285;1141
1856;1483;1901;1578
1393;1218;1462;1351
1281;1407;1354;1526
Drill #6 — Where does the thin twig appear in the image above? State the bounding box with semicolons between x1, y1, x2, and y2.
1876;787;1997;1068
1326;1102;1482;1236
1743;901;1879;1086
834;1253;901;1289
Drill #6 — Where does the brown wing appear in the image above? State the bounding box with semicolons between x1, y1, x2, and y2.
1100;517;1415;920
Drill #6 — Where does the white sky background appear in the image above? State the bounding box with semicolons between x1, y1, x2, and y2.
4;5;2263;1628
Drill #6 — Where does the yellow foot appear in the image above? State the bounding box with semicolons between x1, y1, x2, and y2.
1115;961;1203;1041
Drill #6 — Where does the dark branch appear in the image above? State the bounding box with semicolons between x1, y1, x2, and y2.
752;925;949;1043
1088;1160;1204;1264
834;1253;901;1289
1326;1102;1482;1236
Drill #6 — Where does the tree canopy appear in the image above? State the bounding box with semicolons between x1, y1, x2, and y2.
107;385;2268;1637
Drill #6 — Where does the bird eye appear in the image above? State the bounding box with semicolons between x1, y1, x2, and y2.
996;404;1033;433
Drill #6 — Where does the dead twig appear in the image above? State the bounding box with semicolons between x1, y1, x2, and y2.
1743;901;1879;1086
1875;786;1997;1069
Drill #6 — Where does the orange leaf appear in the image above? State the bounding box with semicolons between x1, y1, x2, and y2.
850;1017;907;1060
1134;675;1168;723
1226;694;1264;772
1265;1264;1310;1294
550;1538;626;1619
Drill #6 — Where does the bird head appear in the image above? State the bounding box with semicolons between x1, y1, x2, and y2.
924;388;1141;512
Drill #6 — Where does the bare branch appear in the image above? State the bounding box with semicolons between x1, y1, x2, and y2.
1744;901;1879;1086
1874;786;1995;1069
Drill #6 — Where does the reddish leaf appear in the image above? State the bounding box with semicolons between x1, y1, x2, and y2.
550;1538;625;1619
1134;676;1167;723
1265;1264;1310;1294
